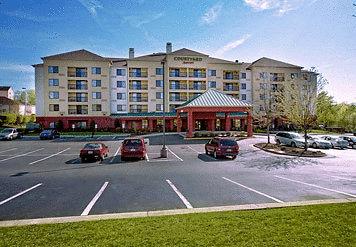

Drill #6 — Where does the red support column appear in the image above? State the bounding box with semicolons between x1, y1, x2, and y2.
169;119;174;131
240;119;246;130
187;110;193;138
225;114;231;131
247;112;253;137
148;119;154;132
121;120;126;130
177;116;182;132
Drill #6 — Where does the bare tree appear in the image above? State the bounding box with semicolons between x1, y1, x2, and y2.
277;68;327;150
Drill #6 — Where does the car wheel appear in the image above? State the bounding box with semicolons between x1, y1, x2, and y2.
276;140;281;145
99;156;104;162
205;148;209;155
81;158;85;163
121;156;126;161
291;142;296;148
231;155;237;160
213;150;218;159
353;144;356;149
312;143;317;149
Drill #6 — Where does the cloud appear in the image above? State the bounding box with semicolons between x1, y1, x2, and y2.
243;0;305;16
201;2;223;25
122;12;165;28
0;64;33;73
77;0;103;16
215;34;251;57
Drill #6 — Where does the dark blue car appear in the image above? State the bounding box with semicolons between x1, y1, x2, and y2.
39;129;60;140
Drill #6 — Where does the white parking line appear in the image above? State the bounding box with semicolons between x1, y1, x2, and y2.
109;145;121;163
0;148;17;154
112;136;116;140
145;153;150;162
0;148;44;163
166;146;183;162
29;148;71;165
96;136;102;140
222;177;284;203
330;176;354;181
166;179;193;208
275;175;356;198
81;182;109;216
0;183;42;206
187;145;203;154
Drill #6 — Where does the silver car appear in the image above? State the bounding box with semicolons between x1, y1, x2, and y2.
275;132;306;148
0;128;21;140
321;136;349;149
306;135;332;149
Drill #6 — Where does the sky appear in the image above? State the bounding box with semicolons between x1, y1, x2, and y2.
0;0;355;103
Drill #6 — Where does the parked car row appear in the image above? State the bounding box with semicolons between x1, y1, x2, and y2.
0;128;23;140
275;132;356;149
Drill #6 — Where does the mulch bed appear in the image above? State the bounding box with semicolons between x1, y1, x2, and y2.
254;143;326;157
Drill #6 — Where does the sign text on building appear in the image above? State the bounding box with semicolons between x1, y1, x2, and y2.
174;57;203;62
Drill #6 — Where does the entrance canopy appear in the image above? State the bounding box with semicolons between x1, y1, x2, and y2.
175;89;253;137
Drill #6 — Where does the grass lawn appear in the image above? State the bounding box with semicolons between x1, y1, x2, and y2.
1;203;355;246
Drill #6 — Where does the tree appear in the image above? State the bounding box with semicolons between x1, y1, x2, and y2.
316;91;336;127
15;89;36;105
277;68;327;150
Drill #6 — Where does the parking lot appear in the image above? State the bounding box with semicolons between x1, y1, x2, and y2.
0;134;355;221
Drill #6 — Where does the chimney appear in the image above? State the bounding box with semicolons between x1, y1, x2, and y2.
129;48;134;59
166;42;172;54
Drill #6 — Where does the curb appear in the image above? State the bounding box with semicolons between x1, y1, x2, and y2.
0;198;354;228
253;144;327;158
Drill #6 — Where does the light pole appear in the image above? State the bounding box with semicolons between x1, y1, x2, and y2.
22;87;27;116
160;57;167;158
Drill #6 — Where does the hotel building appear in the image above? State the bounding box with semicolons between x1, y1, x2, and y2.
33;43;316;136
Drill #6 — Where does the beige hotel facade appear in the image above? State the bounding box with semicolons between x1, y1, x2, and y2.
33;43;316;132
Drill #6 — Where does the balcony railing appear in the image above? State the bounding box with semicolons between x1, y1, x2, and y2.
129;85;148;90
130;108;148;113
189;85;206;90
129;72;148;78
68;84;88;90
67;72;87;77
129;97;148;102
169;72;187;77
189;72;206;78
223;86;239;91
68;109;88;115
170;84;187;90
170;97;188;102
224;74;239;80
68;97;88;102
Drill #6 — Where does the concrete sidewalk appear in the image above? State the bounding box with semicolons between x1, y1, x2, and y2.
1;198;354;228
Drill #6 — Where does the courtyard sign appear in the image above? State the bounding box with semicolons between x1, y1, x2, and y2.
174;57;203;63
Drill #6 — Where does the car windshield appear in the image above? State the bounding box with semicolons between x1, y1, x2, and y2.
290;133;302;139
220;139;237;146
350;137;356;142
42;130;52;133
123;139;142;146
1;129;13;133
84;143;101;149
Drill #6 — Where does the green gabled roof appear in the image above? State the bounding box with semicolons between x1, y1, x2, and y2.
176;89;251;109
111;112;176;118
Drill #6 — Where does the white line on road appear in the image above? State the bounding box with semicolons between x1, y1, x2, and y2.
109;145;121;163
187;145;203;154
275;175;356;198
81;182;109;216
222;177;284;203
29;148;71;165
112;136;116;140
166;179;193;208
329;176;354;181
96;136;102;140
0;148;44;163
166;146;183;162
145;153;150;162
0;183;42;206
0;148;17;154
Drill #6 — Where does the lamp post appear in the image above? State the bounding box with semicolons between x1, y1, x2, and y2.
160;57;167;158
22;87;27;116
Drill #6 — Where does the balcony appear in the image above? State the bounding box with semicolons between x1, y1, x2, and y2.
189;84;206;90
170;84;187;90
189;72;206;78
223;85;239;91
129;72;148;78
170;96;188;102
68;84;88;90
130;107;148;113
68;109;88;115
67;68;88;78
169;72;187;77
129;97;148;102
223;74;239;80
129;84;148;90
68;97;88;102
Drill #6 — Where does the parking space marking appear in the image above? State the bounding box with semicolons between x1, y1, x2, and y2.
29;148;71;165
222;177;284;203
166;146;183;162
0;148;44;163
145;153;150;162
166;179;193;208
81;182;109;216
275;175;356;198
0;148;17;154
112;136;116;140
329;176;354;181
187;145;203;154
109;145;121;163
0;183;42;206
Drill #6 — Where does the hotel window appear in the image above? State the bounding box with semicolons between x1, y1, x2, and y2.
156;80;163;87
208;81;216;88
241;83;246;90
92;104;102;111
49;104;59;111
156;104;163;111
156;92;163;99
260;94;265;100
92;92;101;99
48;79;59;86
241;94;247;100
156;68;163;75
271;84;278;92
208;70;216;77
259;105;265;111
291;73;298;79
117;105;126;111
241;73;246;79
91;67;101;75
117;93;126;100
259;72;268;79
117;81;126;88
260;83;267;90
49;91;59;99
48;66;59;73
116;69;126;76
92;80;101;87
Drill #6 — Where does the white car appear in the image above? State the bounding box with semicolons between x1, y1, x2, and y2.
0;128;22;141
321;136;349;149
306;135;332;149
275;132;306;148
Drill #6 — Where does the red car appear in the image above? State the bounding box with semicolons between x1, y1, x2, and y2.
121;138;147;161
205;137;239;159
80;143;109;162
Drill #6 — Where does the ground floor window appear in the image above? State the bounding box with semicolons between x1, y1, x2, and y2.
142;120;148;129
